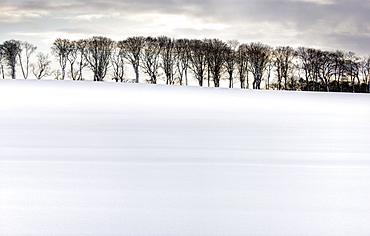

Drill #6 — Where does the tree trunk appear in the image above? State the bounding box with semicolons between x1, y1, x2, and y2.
19;56;28;79
326;80;330;92
352;76;355;93
229;73;233;88
198;76;203;86
185;69;188;86
135;68;139;83
11;67;16;79
239;70;245;89
1;65;5;79
246;72;249;89
61;68;66;80
240;76;245;89
207;68;210;87
284;77;287;90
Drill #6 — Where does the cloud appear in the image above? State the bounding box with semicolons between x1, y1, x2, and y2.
56;13;120;21
1;0;369;54
126;13;229;31
0;5;43;23
287;0;334;4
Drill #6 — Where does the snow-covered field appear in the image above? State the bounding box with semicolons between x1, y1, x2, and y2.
1;79;369;236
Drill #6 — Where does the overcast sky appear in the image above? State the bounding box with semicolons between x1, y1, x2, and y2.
1;0;369;55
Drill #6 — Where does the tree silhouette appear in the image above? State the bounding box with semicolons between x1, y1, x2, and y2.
360;56;370;93
83;36;114;81
52;39;73;80
245;42;272;89
32;52;52;80
18;42;37;79
236;44;248;89
0;49;5;79
1;40;22;79
158;36;177;85
297;47;321;91
273;46;296;90
188;39;208;87
140;37;161;84
118;36;145;83
206;39;228;87
67;40;87;81
345;52;360;93
111;42;126;82
174;38;190;86
225;40;238;88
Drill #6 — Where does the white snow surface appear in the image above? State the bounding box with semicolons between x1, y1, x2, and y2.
1;80;370;236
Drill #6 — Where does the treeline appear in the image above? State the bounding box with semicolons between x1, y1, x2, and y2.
1;36;370;93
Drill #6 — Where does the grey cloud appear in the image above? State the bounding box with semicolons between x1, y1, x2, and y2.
11;0;370;26
323;33;370;55
16;0;196;14
57;27;97;35
11;0;370;23
3;0;370;54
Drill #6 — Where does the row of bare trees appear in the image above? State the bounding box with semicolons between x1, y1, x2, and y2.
296;48;370;92
1;36;369;93
0;40;54;80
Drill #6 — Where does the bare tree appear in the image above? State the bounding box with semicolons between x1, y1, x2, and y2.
203;39;212;87
345;52;360;93
329;50;346;92
297;47;322;91
273;46;296;90
52;38;73;80
83;36;114;81
236;44;248;89
67;40;88;80
140;37;161;84
32;52;52;80
67;41;78;80
311;49;322;91
158;36;177;85
118;36;145;83
111;42;126;82
225;40;239;88
245;42;272;89
0;49;5;79
318;51;336;92
360;56;370;93
18;41;37;79
174;38;190;86
188;39;208;87
297;47;311;91
1;40;22;79
206;38;228;87
265;59;273;90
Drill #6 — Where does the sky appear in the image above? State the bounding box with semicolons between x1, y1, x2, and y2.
1;0;370;56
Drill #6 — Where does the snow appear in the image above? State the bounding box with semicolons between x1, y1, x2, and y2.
1;79;370;236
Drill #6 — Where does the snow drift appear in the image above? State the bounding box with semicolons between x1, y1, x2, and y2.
1;80;370;235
